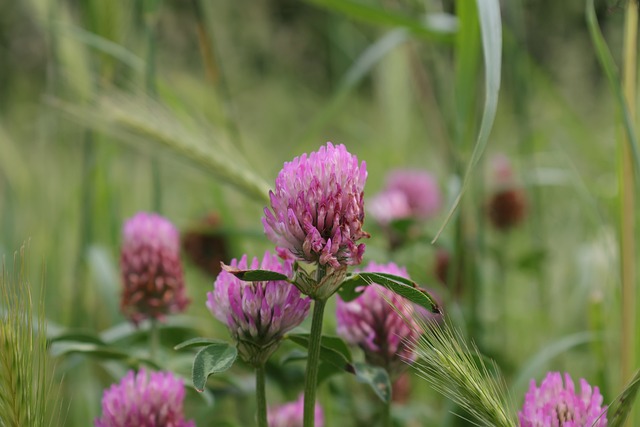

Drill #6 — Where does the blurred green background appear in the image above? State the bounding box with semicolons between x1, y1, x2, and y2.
0;0;633;425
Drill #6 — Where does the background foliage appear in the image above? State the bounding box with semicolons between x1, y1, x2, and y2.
0;0;635;425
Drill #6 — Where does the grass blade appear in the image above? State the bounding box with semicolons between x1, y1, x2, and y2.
432;0;502;242
585;0;640;181
304;0;456;43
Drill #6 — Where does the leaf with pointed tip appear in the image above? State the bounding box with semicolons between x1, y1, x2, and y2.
192;343;238;392
174;337;226;351
607;369;640;427
432;0;502;242
221;264;291;282
354;362;392;403
344;272;441;313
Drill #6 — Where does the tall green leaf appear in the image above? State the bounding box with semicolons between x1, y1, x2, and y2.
585;0;640;181
433;0;502;242
304;0;456;42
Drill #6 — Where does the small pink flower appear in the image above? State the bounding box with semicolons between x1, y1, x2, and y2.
120;212;189;325
518;372;607;427
336;261;421;377
263;142;368;268
207;251;311;365
267;394;324;427
369;169;441;225
95;369;195;427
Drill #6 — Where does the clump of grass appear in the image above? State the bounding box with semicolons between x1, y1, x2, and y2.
409;317;518;427
0;245;60;427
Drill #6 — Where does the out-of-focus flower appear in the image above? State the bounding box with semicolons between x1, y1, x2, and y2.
368;169;441;250
434;249;463;297
267;394;324;427
384;170;442;220
120;212;189;325
207;251;311;365
182;212;229;278
95;368;195;427
336;261;421;377
262;142;368;270
487;154;527;231
487;189;527;230
367;189;412;225
518;372;607;427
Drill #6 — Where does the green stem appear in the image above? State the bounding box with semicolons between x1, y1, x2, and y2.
149;318;160;361
256;364;268;427
381;400;391;427
303;298;327;427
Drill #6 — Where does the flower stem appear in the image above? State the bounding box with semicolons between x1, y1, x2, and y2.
303;298;327;427
381;400;391;427
256;364;268;427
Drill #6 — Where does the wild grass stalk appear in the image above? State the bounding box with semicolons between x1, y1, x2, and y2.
410;318;517;427
0;245;60;427
620;3;638;426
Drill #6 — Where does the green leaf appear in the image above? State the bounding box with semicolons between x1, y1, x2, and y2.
287;333;354;372
432;0;502;242
49;342;160;369
317;362;343;385
344;272;441;313
49;330;106;346
279;349;309;365
354;362;392;403
586;0;640;184
608;369;640;427
304;0;456;43
174;337;226;351
337;274;367;302
192;343;238;392
221;264;291;282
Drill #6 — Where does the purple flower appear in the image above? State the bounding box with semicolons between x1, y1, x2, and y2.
120;212;189;325
262;142;368;269
519;372;607;427
95;368;195;427
336;261;421;377
207;251;311;365
267;394;324;427
369;170;441;225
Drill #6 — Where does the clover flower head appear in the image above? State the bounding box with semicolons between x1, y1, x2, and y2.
382;169;442;220
95;368;195;427
518;372;607;427
206;251;311;365
120;212;189;325
263;142;368;269
336;261;421;377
